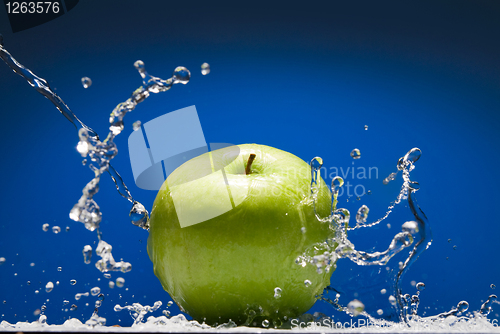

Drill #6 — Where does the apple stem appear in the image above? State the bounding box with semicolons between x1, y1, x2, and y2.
245;153;256;175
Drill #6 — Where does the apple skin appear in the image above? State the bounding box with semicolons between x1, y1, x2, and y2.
147;144;334;326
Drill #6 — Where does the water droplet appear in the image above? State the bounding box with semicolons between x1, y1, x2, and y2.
457;301;469;313
172;66;191;85
380;289;387;294
262;319;270;328
76;140;89;156
38;314;47;324
133;60;144;70
448;239;452;243
57;267;62;272
91;287;101;296
132;120;141;131
404;148;422;164
364;125;368;130
416;282;426;291
350;148;361;159
332;176;344;191
383;172;398;185
167;301;173;307
402;221;419;234
310;156;323;170
116;277;125;288
42;224;49;232
367;190;372;195
356;205;369;225
301;227;306;234
81;77;92;89
274;287;282;298
41;305;46;311
453;245;457;250
491;284;496;289
347;299;365;316
304;280;312;287
65;226;70;232
75;292;89;300
480;295;497;315
104;273;111;279
45;282;54;293
52;226;61;234
377;309;383;315
388;295;397;305
83;245;92;264
201;62;210;75
109;281;115;289
70;304;78;311
70;279;77;285
129;202;149;229
0;257;5;265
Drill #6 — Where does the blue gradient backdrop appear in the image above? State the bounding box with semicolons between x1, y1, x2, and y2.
0;0;499;326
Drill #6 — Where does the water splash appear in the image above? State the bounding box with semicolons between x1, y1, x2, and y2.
1;35;496;329
355;204;369;225
0;37;190;273
307;147;431;323
383;172;398;185
114;301;162;325
95;240;132;273
480;294;498;315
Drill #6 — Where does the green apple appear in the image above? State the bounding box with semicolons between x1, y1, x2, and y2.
147;144;334;326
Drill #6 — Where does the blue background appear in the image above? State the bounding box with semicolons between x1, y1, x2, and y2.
0;0;499;327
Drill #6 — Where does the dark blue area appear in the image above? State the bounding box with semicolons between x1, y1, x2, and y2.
0;0;499;327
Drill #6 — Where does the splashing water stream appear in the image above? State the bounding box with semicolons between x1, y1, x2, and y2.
306;147;433;324
0;36;190;273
